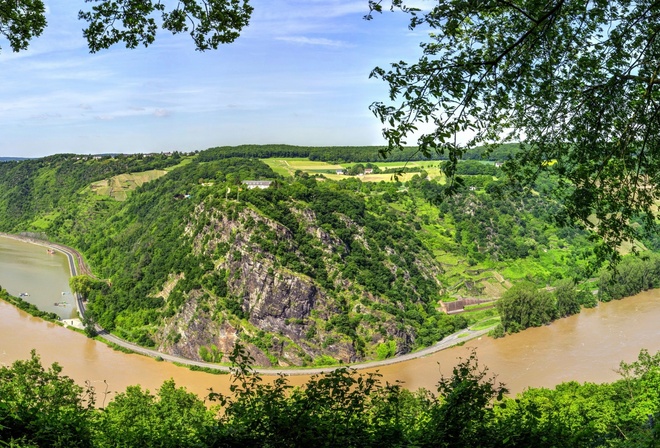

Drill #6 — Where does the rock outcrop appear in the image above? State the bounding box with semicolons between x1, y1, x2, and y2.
154;196;442;366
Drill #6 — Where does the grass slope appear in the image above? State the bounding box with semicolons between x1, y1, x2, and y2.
90;170;168;201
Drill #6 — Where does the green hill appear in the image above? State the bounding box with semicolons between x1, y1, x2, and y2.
0;146;656;366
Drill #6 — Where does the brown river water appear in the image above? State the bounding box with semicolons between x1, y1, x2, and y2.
0;236;76;319
0;236;659;401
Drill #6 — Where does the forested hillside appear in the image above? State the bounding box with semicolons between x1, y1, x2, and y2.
0;146;656;366
72;157;465;365
0;152;181;235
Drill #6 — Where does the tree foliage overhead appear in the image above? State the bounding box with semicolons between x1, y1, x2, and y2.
369;0;660;258
79;0;253;52
0;0;252;54
0;0;47;53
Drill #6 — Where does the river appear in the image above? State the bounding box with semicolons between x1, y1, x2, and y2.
0;236;659;401
0;236;75;319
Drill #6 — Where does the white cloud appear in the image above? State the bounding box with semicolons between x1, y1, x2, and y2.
255;0;366;21
153;109;171;117
275;36;350;47
245;0;369;37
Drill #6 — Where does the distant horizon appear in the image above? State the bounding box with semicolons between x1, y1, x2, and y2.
0;141;522;160
0;142;395;160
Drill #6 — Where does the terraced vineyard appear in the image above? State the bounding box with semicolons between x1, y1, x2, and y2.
90;170;168;201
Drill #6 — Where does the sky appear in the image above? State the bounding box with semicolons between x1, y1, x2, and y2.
0;0;428;157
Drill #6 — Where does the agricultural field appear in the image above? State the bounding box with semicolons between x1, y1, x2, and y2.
262;158;344;177
90;170;167;201
262;158;448;183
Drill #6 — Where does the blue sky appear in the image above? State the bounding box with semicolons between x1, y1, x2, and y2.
0;0;427;157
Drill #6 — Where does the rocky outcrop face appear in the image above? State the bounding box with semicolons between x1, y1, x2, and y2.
154;198;439;366
157;292;235;361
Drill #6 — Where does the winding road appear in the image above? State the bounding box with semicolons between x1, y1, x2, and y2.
4;233;494;376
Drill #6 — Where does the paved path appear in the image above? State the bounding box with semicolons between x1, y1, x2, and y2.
94;327;494;376
96;323;493;376
4;233;495;376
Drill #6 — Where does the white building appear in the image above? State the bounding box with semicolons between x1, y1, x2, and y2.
242;180;273;189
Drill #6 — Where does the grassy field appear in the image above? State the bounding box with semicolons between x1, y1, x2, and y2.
262;159;344;177
262;158;447;183
470;316;501;330
165;156;194;171
90;170;167;201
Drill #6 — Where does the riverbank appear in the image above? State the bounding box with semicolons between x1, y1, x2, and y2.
0;289;60;323
5;231;653;380
93;323;496;375
0;233;86;319
3;288;660;398
1;233;497;374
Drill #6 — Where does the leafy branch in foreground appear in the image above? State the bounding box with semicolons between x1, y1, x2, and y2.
0;0;252;54
207;343;509;447
3;346;660;446
370;0;660;262
79;0;253;52
0;350;95;447
0;0;47;53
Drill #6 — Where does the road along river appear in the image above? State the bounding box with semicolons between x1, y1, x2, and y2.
0;235;659;399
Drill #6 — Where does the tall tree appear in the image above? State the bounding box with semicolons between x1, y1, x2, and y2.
368;0;660;259
0;0;252;54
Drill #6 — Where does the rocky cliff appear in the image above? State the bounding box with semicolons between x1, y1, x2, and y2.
154;191;448;366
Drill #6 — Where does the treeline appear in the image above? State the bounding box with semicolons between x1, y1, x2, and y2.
598;253;660;301
493;252;660;337
493;281;595;336
198;144;520;163
453;159;502;175
2;347;660;447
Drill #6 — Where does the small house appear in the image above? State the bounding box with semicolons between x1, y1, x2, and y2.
242;180;273;190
